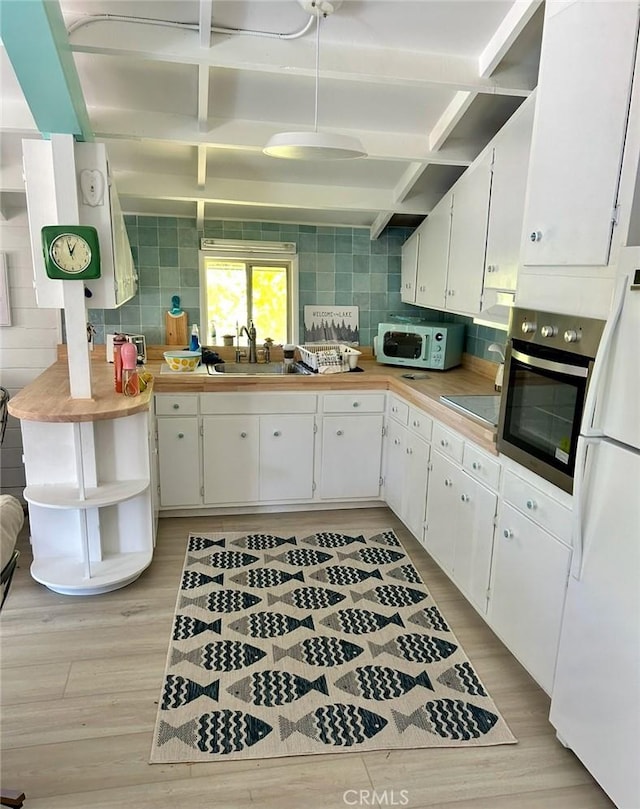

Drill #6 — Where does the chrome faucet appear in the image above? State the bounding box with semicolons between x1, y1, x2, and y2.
240;321;258;363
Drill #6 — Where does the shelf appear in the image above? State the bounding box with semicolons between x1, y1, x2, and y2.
31;551;153;595
24;479;150;509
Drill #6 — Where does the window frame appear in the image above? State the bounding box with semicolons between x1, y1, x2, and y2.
199;248;299;345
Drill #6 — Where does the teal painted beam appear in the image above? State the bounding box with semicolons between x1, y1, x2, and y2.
0;0;92;140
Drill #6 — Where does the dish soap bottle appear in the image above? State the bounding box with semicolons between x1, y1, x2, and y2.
190;323;200;352
210;320;217;345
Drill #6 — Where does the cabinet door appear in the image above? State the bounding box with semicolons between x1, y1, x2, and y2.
423;450;459;574
157;417;201;507
446;151;492;315
522;1;638;267
259;415;315;501
454;472;497;614
484;98;535;292
402;434;430;542
384;419;406;517
401;230;420;303
489;502;571;693
415;191;452;309
202;416;259;504
320;414;383;500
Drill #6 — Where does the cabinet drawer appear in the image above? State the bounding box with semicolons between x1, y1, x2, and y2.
388;396;409;425
463;444;500;491
201;392;317;415
323;393;386;414
502;470;572;544
432;422;464;464
408;407;433;443
155;394;198;416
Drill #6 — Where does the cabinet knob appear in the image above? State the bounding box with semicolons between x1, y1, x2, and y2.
530;230;542;242
177;432;184;439
391;406;397;413
406;448;413;455
393;438;400;445
440;439;448;447
172;403;180;410
526;499;537;510
503;528;514;539
472;461;480;470
460;493;470;503
444;478;452;487
240;431;247;438
352;401;360;408
273;430;281;437
413;420;419;428
337;430;344;436
487;264;496;273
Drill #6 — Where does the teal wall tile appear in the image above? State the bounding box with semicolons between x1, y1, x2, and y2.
88;215;496;357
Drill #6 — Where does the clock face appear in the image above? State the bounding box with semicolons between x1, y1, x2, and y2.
50;233;92;274
41;225;101;280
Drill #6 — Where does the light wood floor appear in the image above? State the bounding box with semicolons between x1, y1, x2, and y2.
1;509;614;809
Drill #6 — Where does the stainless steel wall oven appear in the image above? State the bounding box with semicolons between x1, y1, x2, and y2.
497;308;605;493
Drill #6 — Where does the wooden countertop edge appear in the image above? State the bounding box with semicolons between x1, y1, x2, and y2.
8;355;499;455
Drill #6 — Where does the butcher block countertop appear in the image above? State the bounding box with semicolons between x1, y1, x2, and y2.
8;346;499;454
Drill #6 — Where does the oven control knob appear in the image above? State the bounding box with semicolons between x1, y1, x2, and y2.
540;325;557;338
521;321;537;334
564;329;580;343
434;332;444;341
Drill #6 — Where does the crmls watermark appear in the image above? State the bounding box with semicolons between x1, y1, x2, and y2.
343;790;410;806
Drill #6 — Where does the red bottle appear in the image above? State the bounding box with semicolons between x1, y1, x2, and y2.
113;333;126;393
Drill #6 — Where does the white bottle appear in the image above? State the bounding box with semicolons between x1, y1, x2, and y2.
210;320;217;344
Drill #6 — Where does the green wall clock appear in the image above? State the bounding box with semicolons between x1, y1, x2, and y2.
41;225;101;280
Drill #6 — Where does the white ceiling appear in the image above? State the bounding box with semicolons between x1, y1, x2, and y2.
0;0;543;234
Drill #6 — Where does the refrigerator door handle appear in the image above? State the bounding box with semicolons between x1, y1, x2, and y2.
572;435;598;580
581;273;629;437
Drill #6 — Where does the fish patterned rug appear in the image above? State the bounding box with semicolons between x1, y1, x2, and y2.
150;529;516;763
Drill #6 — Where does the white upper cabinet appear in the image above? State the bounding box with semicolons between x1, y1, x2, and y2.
401;229;420;304
446;150;493;315
415;191;453;309
484;95;536;292
522;0;639;268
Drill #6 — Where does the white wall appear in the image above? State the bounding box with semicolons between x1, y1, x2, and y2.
0;202;60;500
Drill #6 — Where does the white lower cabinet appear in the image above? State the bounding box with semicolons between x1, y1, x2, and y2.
488;474;572;694
320;414;384;500
202;416;259;504
202;414;315;504
157;415;201;507
424;450;497;614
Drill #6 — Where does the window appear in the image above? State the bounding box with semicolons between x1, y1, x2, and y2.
200;253;297;345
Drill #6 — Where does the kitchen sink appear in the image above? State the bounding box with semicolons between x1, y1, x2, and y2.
211;362;308;375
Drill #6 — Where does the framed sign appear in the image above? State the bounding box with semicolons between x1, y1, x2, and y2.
0;253;10;326
303;305;359;345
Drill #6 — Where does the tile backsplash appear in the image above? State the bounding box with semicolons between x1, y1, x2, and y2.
87;215;505;361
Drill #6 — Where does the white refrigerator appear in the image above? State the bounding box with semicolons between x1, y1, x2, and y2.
550;247;640;809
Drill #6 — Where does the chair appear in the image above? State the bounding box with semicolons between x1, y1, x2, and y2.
0;388;27;808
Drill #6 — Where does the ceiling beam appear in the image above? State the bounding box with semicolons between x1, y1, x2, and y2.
67;21;534;96
479;0;543;78
428;91;476;152
394;162;428;204
1;0;92;140
199;0;213;49
197;145;207;188
370;213;393;240
197;64;210;132
114;171;433;216
84;109;477;166
196;199;205;230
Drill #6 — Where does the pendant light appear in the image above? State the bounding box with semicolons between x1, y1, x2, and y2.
263;2;366;160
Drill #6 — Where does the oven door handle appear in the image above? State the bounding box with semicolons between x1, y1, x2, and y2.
510;349;589;378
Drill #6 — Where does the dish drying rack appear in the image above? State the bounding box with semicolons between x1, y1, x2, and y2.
296;343;361;373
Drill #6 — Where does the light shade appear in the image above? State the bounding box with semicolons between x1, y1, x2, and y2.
263;130;367;160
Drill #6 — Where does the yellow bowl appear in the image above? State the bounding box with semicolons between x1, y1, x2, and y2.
163;350;201;372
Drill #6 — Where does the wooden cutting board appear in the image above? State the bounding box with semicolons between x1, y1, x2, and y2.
165;311;188;346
